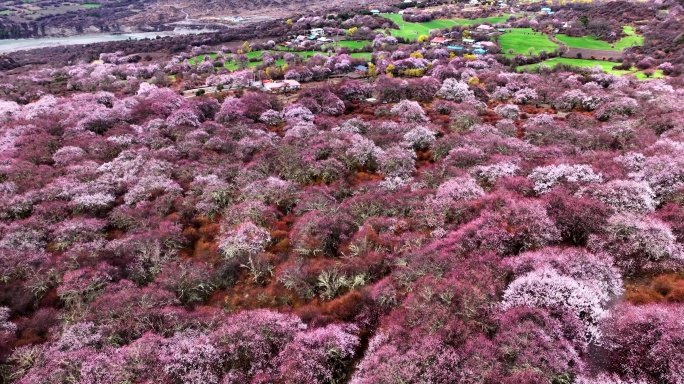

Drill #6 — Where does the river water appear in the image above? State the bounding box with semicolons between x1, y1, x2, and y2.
0;28;215;53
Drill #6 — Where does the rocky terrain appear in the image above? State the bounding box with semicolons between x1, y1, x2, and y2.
0;0;372;39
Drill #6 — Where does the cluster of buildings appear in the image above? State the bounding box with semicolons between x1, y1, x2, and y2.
221;16;245;23
468;0;511;8
430;26;506;55
285;28;333;49
183;79;302;98
261;79;302;93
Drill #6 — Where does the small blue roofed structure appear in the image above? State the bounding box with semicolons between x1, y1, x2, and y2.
447;45;463;50
540;7;554;14
355;65;368;71
473;48;487;55
497;28;506;32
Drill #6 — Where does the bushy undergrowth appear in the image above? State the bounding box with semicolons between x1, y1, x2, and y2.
0;35;684;384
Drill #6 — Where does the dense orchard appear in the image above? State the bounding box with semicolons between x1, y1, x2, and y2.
0;27;684;384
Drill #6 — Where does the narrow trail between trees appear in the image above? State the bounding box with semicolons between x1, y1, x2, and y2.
547;34;565;48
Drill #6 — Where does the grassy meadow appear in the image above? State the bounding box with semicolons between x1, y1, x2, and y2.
518;57;665;80
555;29;643;51
380;13;512;40
499;28;558;56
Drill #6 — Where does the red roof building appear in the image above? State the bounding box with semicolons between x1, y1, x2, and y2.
431;37;446;46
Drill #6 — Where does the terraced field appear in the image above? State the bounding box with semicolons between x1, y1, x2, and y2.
0;0;106;21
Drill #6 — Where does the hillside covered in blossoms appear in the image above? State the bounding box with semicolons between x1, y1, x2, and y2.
1;0;684;383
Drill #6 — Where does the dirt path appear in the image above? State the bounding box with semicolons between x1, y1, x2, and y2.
548;34;564;47
565;47;623;60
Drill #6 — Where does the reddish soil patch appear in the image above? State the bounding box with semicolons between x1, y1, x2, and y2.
626;273;684;304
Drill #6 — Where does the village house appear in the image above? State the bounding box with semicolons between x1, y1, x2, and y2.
478;41;497;48
431;36;452;46
310;28;324;37
355;65;369;72
476;24;494;33
262;79;301;93
431;37;445;45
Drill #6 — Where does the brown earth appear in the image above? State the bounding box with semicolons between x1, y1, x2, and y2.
565;47;623;61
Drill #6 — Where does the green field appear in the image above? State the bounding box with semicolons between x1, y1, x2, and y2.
518;57;630;74
189;51;262;65
499;28;558;56
380;13;511;41
190;51;270;70
81;3;101;8
324;40;372;50
189;50;371;71
614;33;643;50
555;32;643;51
339;40;371;49
351;52;372;61
518;57;665;80
633;69;665;80
380;14;458;40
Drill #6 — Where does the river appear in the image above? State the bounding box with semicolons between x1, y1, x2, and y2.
0;28;216;54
